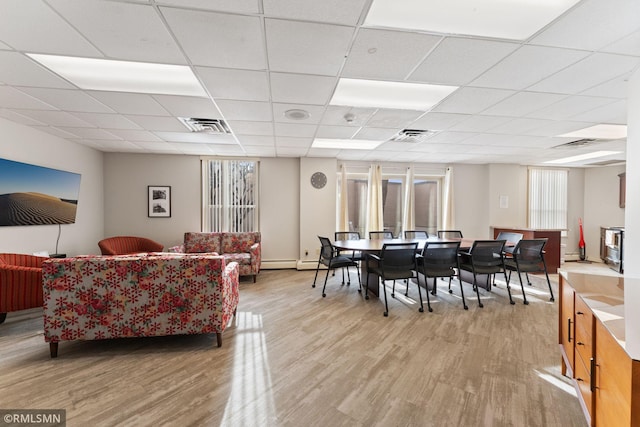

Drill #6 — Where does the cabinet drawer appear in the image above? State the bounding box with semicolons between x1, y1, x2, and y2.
575;322;593;364
575;297;593;338
574;352;593;418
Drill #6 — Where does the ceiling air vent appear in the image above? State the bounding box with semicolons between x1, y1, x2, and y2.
389;129;437;143
178;117;231;134
552;138;598;148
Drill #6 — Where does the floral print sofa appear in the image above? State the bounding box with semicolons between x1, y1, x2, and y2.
42;253;239;358
170;232;261;282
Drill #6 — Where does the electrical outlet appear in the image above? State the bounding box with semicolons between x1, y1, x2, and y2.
304;249;309;256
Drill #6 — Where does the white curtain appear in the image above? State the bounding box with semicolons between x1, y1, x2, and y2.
528;167;568;229
442;166;454;230
366;164;384;235
338;164;350;232
402;166;415;233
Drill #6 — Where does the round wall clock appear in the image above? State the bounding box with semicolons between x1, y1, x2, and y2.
310;171;327;189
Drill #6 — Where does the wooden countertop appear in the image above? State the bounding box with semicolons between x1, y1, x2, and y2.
560;270;626;350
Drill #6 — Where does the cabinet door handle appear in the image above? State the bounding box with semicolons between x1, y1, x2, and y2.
577;341;584;346
590;358;597;392
568;318;572;343
577;311;584;315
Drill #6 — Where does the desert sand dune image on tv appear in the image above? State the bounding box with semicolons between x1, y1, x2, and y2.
0;158;81;227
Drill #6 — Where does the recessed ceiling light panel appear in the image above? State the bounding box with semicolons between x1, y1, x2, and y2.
27;54;207;97
558;124;627;140
312;138;383;150
545;151;622;164
365;0;581;40
330;78;457;111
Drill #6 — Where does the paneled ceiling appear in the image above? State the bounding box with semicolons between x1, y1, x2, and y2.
0;0;638;165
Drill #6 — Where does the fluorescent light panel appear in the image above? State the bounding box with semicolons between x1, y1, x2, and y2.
330;78;457;111
313;138;383;150
545;151;621;164
559;124;627;140
27;54;206;97
365;0;581;40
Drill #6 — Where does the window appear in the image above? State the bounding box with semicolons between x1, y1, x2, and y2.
413;178;439;235
528;167;567;229
202;159;259;232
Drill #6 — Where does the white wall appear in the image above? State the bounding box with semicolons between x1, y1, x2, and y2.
488;164;527;228
0;118;104;255
452;164;491;239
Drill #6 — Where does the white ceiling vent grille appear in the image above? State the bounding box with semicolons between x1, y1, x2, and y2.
179;117;231;134
389;129;437;143
552;138;598;148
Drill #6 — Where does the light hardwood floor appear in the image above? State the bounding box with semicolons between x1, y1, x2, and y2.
0;266;594;427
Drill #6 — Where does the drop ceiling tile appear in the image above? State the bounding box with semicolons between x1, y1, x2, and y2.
266;19;354;76
272;103;326;124
580;74;632;99
154;131;237;144
529;53;640;95
276;146;310;157
263;0;367;25
523;121;595;138
132;141;180;152
335;150;369;161
0;109;46;126
410;112;470;131
602;29;640;56
161;8;266;69
274;123;317;137
244;146;277;156
58;127;122;140
18;88;114;113
237;135;275;146
342;29;440;80
0;87;57;110
315;125;358;139
0;0;102;56
482;92;566;117
569;100;628;124
275;137;313;148
270;73;336;105
531;0;640;51
0;51;74;88
71;113;142;130
411;131;475;145
124;115;185;132
526;95;617;120
366;109;423;128
169;142;216;155
228;121;274;136
449;115;511;132
410;37;518;85
196;67;269;102
152;95;222;118
106;129;164;142
470;45;589;90
207;144;246;155
30;126;82;139
463;133;544;147
17;110;94;127
156;0;260;14
320;106;376;126
87;92;170;115
307;147;341;157
352;127;398;140
487;118;553;135
48;0;186;63
215;100;271;121
432;87;515;114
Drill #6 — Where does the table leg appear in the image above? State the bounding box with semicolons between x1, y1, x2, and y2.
362;257;380;298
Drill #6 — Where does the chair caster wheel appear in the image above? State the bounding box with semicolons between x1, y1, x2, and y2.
365;295;369;300
322;293;326;297
312;284;316;288
510;300;515;305
431;291;436;296
419;307;424;313
383;311;388;317
463;306;468;310
391;293;395;298
479;303;484;308
428;307;433;313
550;297;555;302
357;289;361;293
449;290;453;294
524;300;529;305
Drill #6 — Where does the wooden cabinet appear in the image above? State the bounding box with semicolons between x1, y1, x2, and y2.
491;227;562;272
559;272;640;426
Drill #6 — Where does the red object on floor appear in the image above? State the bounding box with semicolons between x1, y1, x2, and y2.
578;218;586;261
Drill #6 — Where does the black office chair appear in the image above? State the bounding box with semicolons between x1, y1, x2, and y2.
312;236;361;297
404;230;429;239
334;231;363;284
417;241;466;310
504;238;554;304
496;231;524;255
369;230;394;239
458;240;508;308
366;242;420;316
437;230;463;239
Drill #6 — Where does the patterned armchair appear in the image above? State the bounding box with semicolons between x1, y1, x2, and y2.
98;236;163;255
170;232;261;282
42;253;239;357
0;253;46;324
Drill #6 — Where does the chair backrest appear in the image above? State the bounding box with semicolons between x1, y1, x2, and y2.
469;240;506;267
98;236;163;255
437;230;463;239
496;231;524;247
420;241;461;272
404;230;429;239
369;231;394;239
379;242;418;273
513;238;547;264
335;231;361;241
317;236;334;263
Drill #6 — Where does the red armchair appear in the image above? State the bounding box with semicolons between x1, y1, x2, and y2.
98;236;164;255
0;253;45;324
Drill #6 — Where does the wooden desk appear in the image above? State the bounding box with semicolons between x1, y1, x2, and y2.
491;227;562;272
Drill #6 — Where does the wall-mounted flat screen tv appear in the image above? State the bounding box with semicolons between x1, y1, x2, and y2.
0;158;81;226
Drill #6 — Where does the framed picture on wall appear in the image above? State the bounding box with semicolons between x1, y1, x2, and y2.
148;185;171;218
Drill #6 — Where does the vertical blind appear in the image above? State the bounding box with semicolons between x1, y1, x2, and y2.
528;167;568;229
202;159;258;232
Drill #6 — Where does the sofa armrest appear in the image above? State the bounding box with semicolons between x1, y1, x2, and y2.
249;242;261;273
167;245;185;253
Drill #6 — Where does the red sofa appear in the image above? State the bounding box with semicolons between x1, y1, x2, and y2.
0;253;45;324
